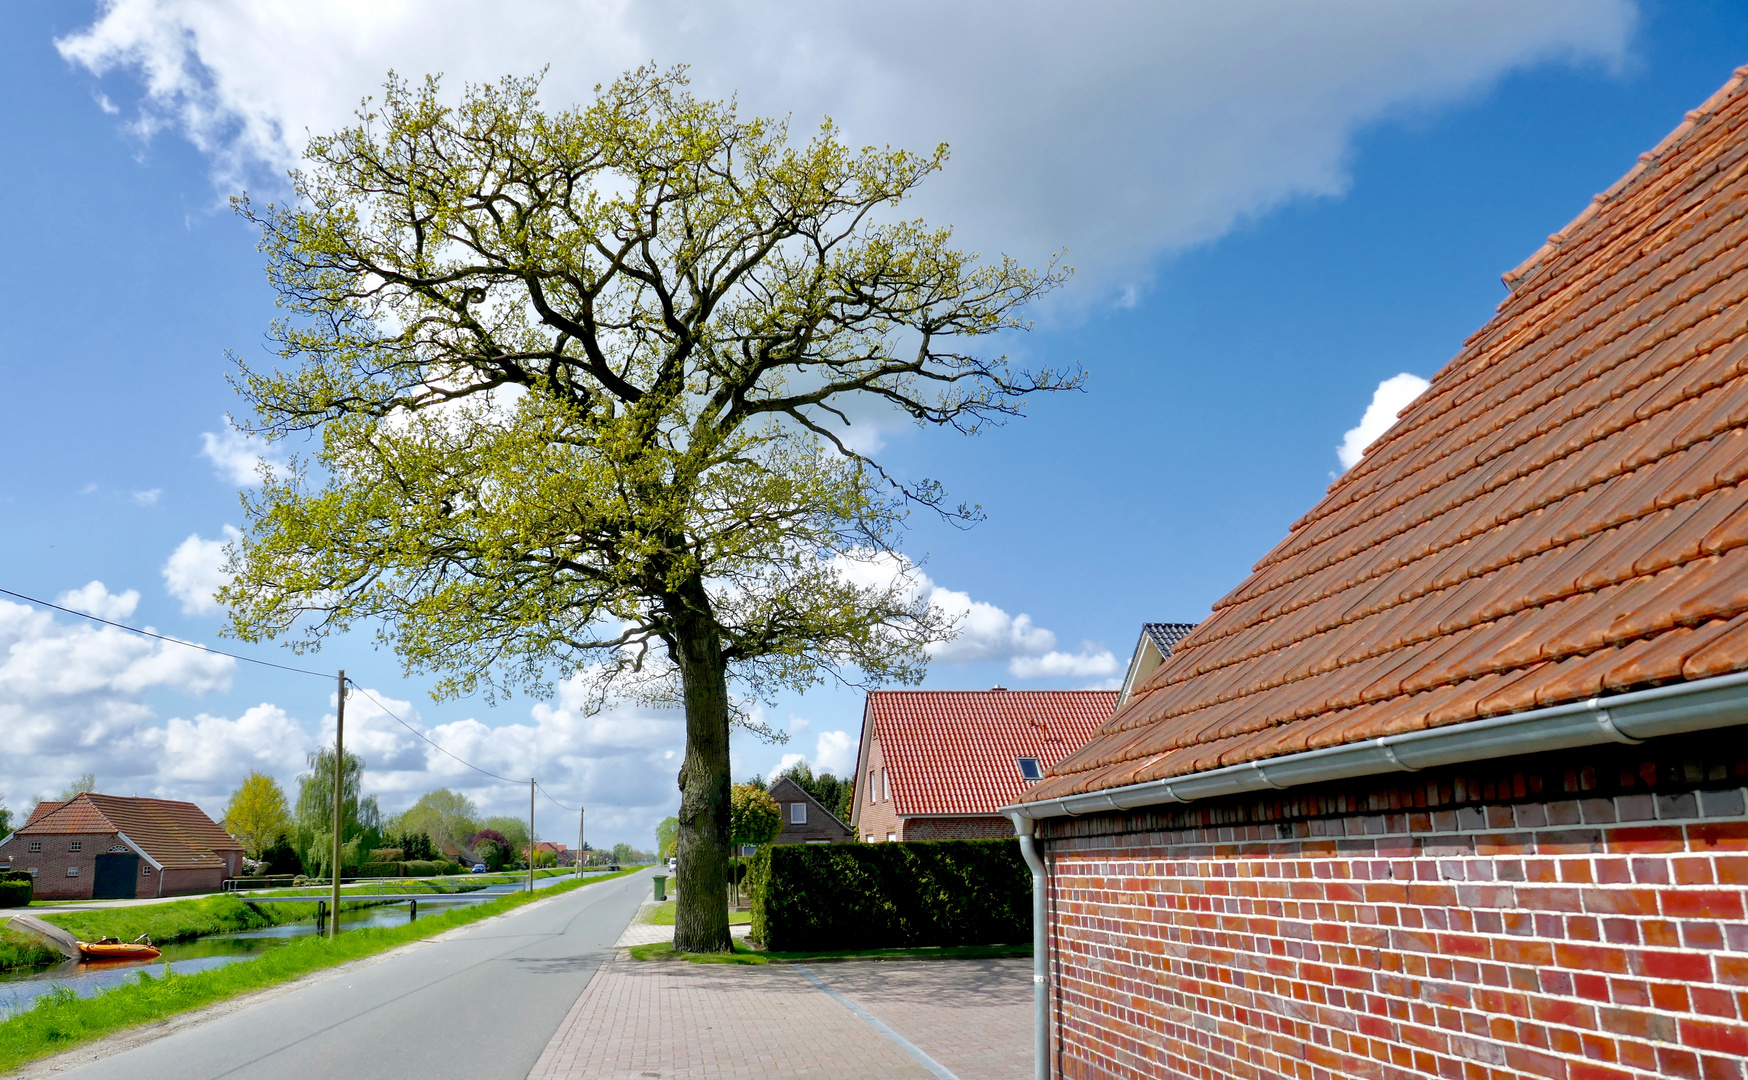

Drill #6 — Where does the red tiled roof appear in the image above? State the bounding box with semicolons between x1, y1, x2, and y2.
14;793;242;869
24;802;64;826
867;690;1116;815
1030;66;1748;804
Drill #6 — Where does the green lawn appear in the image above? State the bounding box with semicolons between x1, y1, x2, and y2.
0;868;639;1073
639;900;750;926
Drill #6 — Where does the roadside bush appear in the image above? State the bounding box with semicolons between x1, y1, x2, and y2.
357;862;401;878
749;839;1029;952
0;874;31;908
368;848;404;863
401;860;448;877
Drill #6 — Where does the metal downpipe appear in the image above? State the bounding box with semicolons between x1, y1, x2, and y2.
1013;813;1049;1080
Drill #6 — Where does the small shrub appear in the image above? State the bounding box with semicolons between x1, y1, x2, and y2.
356;862;401;878
368;848;404;863
749;839;1029;952
0;878;32;908
401;860;445;877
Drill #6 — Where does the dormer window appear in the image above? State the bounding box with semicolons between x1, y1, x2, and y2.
1016;757;1043;781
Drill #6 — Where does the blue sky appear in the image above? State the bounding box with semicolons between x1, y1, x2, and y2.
3;0;1746;848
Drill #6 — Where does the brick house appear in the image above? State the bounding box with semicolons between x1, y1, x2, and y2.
0;793;244;900
852;689;1116;843
768;776;854;845
1009;67;1748;1080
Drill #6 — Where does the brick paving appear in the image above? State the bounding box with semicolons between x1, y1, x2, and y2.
528;956;1031;1080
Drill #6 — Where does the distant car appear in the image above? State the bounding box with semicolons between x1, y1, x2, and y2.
666;857;676;871
471;863;487;873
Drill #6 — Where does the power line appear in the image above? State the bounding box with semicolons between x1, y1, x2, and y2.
0;586;331;678
344;679;523;784
536;782;579;812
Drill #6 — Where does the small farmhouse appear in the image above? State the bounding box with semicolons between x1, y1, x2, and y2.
768;776;854;845
1012;65;1748;1080
0;793;244;900
852;688;1117;842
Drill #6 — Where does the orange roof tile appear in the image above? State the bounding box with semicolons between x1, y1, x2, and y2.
1028;65;1748;805
866;690;1116;815
14;793;241;869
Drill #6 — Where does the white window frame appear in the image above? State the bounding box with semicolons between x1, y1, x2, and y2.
790;802;807;824
27;841;41;853
69;841;82;852
867;771;876;804
881;771;889;802
66;866;80;877
1016;757;1043;782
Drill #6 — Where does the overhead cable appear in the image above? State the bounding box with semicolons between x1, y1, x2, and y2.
0;586;331;678
344;679;524;784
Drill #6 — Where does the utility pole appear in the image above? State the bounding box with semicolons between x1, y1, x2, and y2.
576;806;585;879
330;670;345;939
528;777;536;894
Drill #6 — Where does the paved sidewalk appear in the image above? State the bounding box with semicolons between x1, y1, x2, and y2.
529;955;1031;1080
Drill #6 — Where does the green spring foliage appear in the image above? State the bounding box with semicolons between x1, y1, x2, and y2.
748;839;1030;952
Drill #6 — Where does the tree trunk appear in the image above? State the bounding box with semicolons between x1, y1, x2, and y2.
669;574;734;954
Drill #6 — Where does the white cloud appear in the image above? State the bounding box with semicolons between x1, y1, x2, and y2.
199;423;278;486
130;488;161;506
827;551;1115;680
162;525;241;615
1007;648;1121;680
812;730;856;776
56;581;140;621
762;730;857;782
1337;372;1432;470
55;1;1632;300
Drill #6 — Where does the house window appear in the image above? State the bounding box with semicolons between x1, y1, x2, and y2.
881;771;889;801
69;841;82;852
27;842;41;853
1016;757;1043;781
886;832;896;842
790;802;807;824
142;866;153;876
67;866;80;877
108;845;127;853
867;771;876;804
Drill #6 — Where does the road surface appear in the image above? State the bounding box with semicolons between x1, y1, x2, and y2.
49;868;654;1080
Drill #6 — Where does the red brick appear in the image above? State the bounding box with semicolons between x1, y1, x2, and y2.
1637;950;1714;981
1682;1018;1748;1056
1662;889;1746;919
1606;826;1686;854
1691;823;1748;851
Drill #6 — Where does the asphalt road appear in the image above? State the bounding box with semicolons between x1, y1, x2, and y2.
53;868;654;1080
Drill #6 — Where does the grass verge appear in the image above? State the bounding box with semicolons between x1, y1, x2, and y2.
629;939;1030;965
0;868;639;1073
639;900;750;926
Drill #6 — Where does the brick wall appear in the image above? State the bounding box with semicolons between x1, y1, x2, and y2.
1036;737;1748;1080
4;831;118;900
854;736;903;842
159;866;226;897
903;816;1016;841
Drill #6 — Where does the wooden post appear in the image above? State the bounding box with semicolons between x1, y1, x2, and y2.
528;777;536;894
331;670;346;938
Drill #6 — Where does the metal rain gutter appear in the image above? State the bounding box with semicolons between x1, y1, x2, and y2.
1010;813;1049;1080
1006;667;1748;821
1003;667;1748;1080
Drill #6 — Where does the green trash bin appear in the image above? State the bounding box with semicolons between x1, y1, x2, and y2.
653;874;667;901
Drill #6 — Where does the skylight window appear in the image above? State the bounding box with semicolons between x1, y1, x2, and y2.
1016;757;1043;781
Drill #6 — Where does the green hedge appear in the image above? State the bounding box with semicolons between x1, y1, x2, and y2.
0;878;31;908
748;839;1029;952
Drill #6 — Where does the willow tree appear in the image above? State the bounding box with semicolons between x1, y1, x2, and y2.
220;68;1073;952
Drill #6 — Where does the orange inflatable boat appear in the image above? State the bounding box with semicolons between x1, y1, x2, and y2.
77;938;161;961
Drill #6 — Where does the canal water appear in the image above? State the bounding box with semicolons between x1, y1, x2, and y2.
0;871;603;1020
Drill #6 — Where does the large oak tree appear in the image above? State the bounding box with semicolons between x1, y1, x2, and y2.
221;68;1073;951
